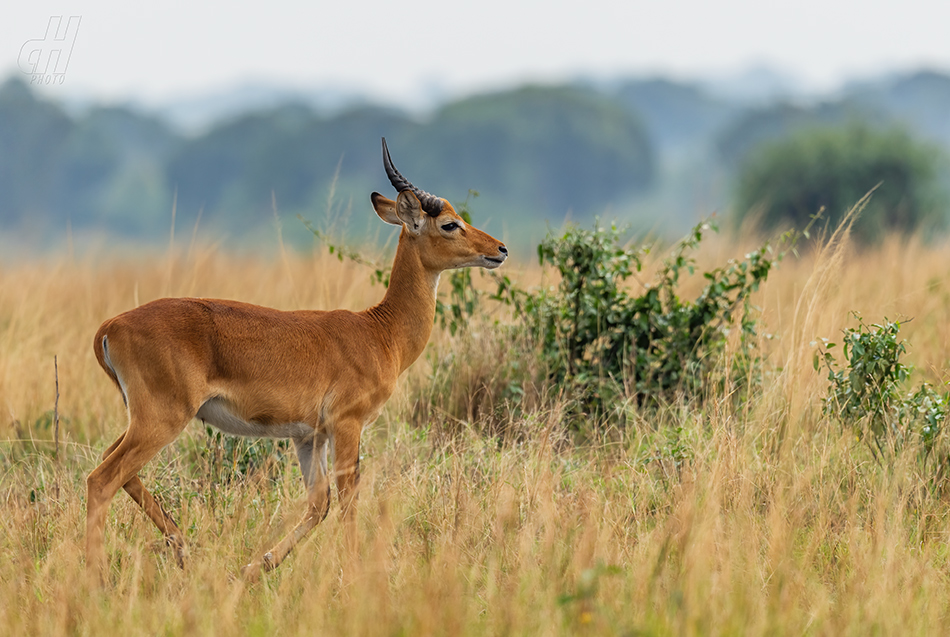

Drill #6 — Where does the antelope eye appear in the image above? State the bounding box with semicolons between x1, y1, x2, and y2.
441;222;460;232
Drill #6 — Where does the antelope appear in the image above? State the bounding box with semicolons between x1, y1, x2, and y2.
86;138;508;577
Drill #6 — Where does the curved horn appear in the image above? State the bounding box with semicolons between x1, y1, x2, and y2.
381;137;444;217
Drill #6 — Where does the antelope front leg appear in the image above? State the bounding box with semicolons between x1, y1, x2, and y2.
242;435;332;577
242;478;331;577
242;427;361;578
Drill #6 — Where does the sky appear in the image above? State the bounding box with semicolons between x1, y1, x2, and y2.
2;0;950;107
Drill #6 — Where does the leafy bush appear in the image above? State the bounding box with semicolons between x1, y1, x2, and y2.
497;219;800;420
735;124;948;243
816;315;950;463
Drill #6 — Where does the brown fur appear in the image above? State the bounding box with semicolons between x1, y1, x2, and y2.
86;190;507;578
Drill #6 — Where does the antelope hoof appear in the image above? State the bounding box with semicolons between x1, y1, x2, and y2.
240;551;276;580
240;561;262;581
262;551;277;571
167;535;186;569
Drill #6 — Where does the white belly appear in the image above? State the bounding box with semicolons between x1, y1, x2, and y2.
195;398;313;439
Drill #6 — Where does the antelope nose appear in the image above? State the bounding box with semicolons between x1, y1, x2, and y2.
499;245;508;256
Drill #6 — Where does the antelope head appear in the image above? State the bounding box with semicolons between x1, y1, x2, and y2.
370;138;508;272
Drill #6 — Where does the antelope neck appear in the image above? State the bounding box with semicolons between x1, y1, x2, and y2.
365;235;440;373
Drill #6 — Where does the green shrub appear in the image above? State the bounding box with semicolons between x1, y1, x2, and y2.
496;219;800;422
816;315;950;463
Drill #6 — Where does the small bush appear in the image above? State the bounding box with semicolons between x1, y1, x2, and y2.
816;315;950;465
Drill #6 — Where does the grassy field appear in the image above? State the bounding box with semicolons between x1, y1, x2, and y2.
3;225;950;635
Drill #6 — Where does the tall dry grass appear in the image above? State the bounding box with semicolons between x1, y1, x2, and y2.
2;224;950;635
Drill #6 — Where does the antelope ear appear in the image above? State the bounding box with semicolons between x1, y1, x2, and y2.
371;192;402;226
394;190;426;235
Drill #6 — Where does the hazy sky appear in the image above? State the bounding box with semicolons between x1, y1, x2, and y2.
3;0;949;105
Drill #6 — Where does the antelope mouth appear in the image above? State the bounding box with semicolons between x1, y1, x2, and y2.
484;256;506;267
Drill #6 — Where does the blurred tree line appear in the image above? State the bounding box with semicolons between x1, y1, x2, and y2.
2;69;950;246
0;78;654;240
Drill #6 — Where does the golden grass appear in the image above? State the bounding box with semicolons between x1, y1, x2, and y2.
3;226;950;635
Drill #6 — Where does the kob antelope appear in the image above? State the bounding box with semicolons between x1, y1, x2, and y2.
87;138;507;576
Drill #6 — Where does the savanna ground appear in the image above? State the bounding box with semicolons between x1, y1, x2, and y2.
3;219;950;635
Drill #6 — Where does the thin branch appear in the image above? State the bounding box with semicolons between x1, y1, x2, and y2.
54;355;60;460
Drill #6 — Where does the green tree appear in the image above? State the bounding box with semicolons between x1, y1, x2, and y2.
0;78;179;235
0;77;72;223
735;125;948;243
53;106;177;234
715;101;875;167
413;85;655;218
